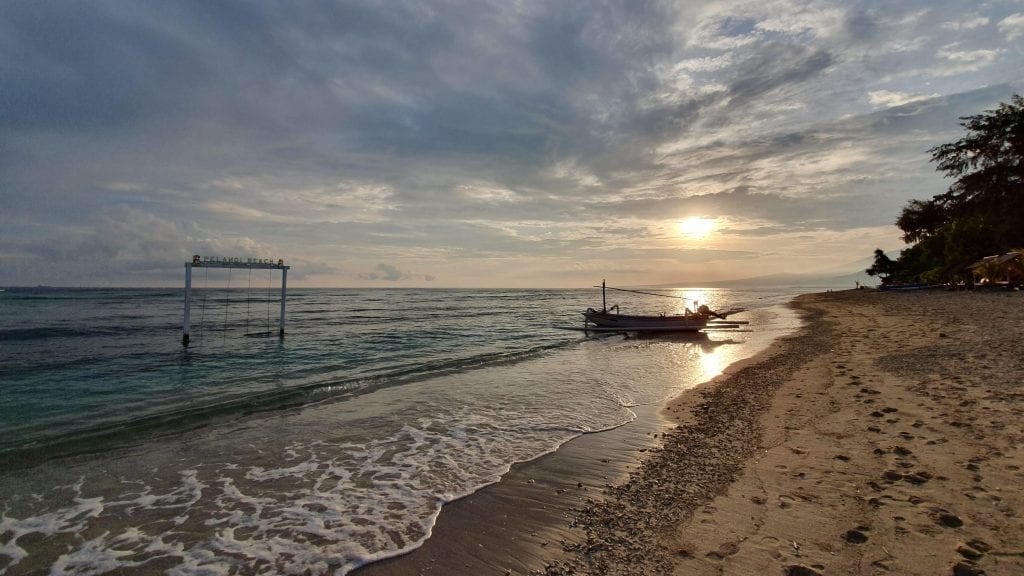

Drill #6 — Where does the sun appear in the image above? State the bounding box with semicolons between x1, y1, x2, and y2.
678;217;716;240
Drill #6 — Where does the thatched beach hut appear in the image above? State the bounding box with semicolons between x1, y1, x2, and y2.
967;250;1024;288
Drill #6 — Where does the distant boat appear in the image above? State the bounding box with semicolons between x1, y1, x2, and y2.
581;281;745;332
877;283;939;291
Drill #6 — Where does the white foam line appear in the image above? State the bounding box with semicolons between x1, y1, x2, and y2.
1;383;644;574
108;470;206;513
51;531;143;574
0;494;105;571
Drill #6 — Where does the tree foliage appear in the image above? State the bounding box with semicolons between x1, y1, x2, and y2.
927;94;1024;249
873;95;1024;285
865;248;895;279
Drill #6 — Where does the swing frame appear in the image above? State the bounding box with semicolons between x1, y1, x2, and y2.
182;256;290;346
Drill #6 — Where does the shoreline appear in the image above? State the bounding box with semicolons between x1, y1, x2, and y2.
537;293;829;574
354;300;807;575
353;394;674;575
359;288;1024;576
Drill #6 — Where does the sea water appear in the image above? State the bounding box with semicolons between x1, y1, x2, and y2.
0;286;810;574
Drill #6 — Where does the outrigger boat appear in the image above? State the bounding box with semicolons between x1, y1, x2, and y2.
581;281;746;333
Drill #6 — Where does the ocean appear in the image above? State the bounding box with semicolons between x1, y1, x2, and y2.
0;285;810;575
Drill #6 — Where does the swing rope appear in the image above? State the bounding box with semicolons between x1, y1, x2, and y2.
198;266;209;342
222;267;232;340
245;267;253;335
266;268;273;334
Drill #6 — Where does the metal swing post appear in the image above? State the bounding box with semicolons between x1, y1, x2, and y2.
183;262;193;346
279;266;288;339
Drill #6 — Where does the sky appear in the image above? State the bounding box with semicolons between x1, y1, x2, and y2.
2;1;1023;288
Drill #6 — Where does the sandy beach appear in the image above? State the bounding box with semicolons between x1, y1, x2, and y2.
538;288;1024;576
361;288;1024;576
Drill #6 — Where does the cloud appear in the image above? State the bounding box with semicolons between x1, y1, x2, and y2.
1;1;1023;287
867;90;939;108
368;263;408;281
727;43;834;103
934;44;1003;76
999;13;1024;40
360;263;434;283
941;16;990;31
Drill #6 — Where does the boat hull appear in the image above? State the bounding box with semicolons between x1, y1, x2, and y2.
582;309;708;332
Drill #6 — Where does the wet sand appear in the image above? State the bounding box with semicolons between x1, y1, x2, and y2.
354;403;672;575
359;289;1024;576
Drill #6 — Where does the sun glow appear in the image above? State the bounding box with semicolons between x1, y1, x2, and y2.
678;217;716;240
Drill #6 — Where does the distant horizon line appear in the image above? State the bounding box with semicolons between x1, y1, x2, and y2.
1;281;868;291
1;268;873;291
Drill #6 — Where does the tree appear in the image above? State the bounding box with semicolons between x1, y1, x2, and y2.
895;199;947;244
926;94;1024;249
865;248;896;282
886;95;1024;284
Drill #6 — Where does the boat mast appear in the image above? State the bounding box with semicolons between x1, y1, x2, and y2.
602;279;607;313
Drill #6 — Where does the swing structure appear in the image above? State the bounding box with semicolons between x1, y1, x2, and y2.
182;254;290;347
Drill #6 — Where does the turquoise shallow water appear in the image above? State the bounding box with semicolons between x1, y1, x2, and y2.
0;286;807;574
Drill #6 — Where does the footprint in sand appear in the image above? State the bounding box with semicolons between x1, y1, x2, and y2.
930;509;964;528
951;561;986;576
842;528;869;544
904;471;931;484
785;564;824;576
957;541;987;560
704;541;740;560
882;470;903;482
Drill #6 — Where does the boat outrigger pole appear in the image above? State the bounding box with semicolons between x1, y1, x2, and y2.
592;282;747;320
593;284;693;300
